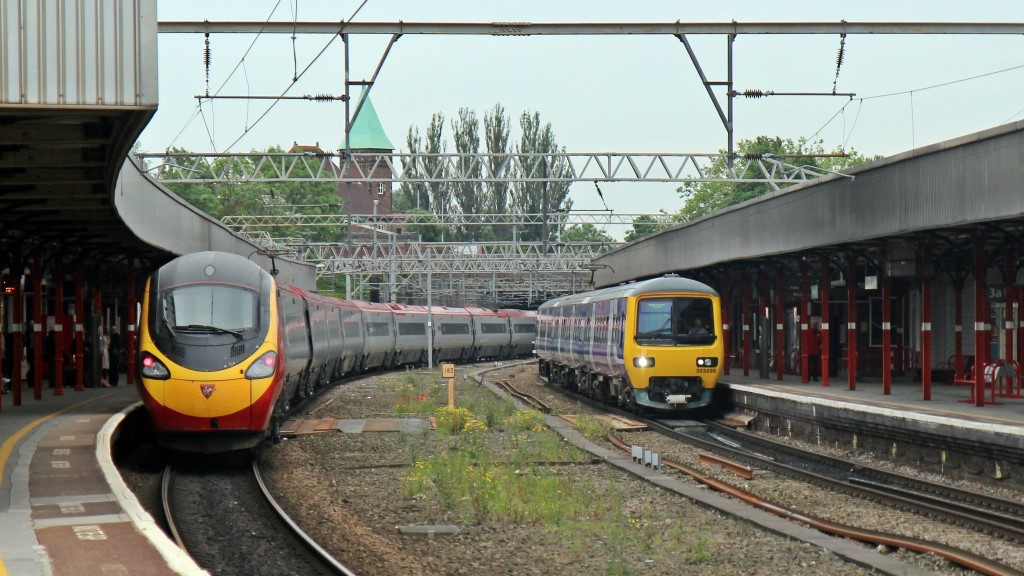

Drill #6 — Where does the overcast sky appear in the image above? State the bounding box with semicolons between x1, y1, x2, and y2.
141;1;1024;223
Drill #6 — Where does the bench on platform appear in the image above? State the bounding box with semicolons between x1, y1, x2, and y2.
958;361;1018;405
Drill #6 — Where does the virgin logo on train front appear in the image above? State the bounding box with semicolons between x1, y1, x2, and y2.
200;384;216;399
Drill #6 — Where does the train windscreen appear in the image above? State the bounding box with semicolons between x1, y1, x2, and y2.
158;284;257;338
635;297;715;346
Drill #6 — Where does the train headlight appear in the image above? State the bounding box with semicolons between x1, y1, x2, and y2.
696;357;719;368
245;351;278;379
632;356;655;368
140;352;170;380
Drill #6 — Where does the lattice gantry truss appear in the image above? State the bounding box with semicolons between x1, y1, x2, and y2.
138;151;839;188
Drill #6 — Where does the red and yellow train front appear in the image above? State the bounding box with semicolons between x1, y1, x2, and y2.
136;252;284;453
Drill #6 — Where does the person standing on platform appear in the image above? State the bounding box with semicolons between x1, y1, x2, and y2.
108;325;122;387
99;327;110;387
808;321;822;382
44;330;55;388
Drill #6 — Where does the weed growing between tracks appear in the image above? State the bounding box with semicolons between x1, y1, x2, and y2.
389;370;704;567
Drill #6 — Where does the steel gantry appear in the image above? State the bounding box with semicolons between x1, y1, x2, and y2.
137;151;838;188
221;211;656;235
294;239;605;308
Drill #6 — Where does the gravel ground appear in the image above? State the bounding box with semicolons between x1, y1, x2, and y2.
258;362;990;576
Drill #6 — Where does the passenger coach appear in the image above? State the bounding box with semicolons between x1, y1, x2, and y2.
536;275;723;412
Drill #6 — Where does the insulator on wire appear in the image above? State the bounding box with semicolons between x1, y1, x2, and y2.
833;31;847;94
203;31;212;96
742;89;767;99
310;93;338;102
742;152;764;160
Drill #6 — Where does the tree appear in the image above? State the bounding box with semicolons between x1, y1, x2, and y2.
512;111;573;244
484;104;512;240
401;208;444;242
451;107;484;240
425;113;452;219
562;223;616;244
676;136;875;221
163;145;345;244
393;126;430;212
623;212;678;243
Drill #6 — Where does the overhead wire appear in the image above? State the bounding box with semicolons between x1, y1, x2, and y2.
165;0;286;151
807;61;1024;152
219;0;369;153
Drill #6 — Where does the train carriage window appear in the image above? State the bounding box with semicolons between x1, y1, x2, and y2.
514;323;536;334
441;323;470;335
481;323;508;334
343;321;361;338
367;321;391;337
398;322;426;336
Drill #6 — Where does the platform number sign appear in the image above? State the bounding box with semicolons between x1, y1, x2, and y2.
987;286;1004;303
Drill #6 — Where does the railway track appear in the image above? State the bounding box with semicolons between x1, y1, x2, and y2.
694;422;1024;543
514;373;1024;576
161;458;356;576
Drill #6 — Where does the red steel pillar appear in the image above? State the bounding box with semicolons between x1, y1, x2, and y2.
799;259;809;383
32;255;43;400
973;233;987;406
921;241;932;401
54;257;65;396
11;258;22;406
881;248;892;395
847;255;858;390
757;270;767;377
720;270;731;376
1005;250;1015;366
742;272;751;377
75;263;85;391
954;277;964;382
775;266;784;381
820;257;831;387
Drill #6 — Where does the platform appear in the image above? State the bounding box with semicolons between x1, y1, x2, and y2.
0;384;204;576
719;371;1024;489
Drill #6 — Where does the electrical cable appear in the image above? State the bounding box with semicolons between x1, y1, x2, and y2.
219;0;369;153
165;0;285;151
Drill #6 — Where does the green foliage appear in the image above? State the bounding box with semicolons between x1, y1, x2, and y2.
484;103;513;238
452;107;485;241
562;223;615;244
623;211;680;243
400;208;444;242
513;111;574;243
394;126;431;212
676;136;875;221
401;104;574;243
573;413;611;442
161;145;346;244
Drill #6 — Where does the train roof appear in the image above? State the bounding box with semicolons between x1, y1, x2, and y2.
283;285;361;309
349;299;394;312
387;303;428;315
156;251;267;290
538;275;718;309
497;309;537;318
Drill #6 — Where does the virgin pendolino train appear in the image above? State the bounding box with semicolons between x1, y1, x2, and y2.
136;251;536;453
535;275;723;412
